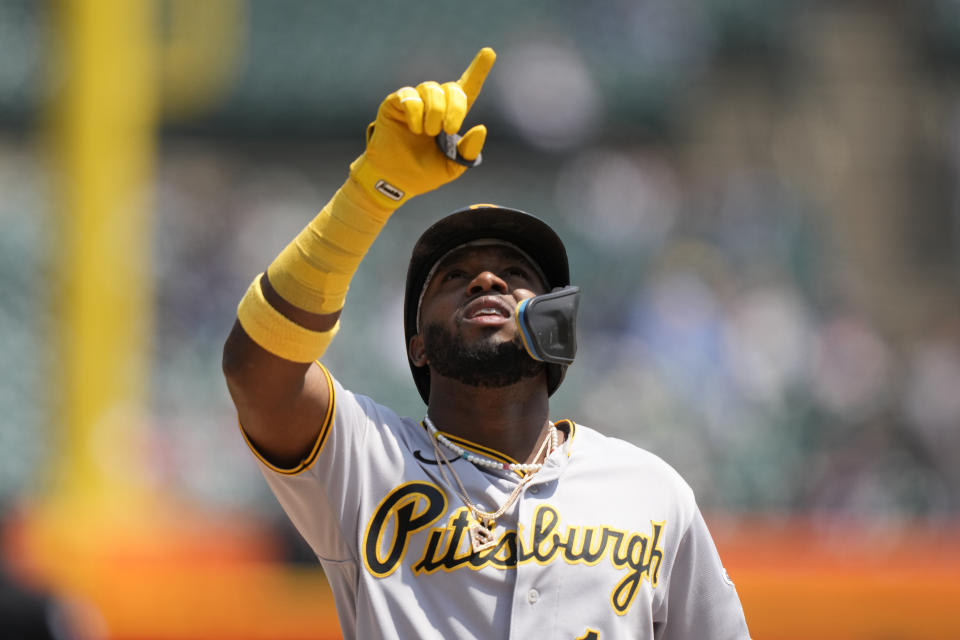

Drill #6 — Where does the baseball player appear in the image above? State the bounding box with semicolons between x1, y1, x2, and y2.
223;47;749;639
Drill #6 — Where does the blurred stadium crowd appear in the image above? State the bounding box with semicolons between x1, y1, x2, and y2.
1;0;959;531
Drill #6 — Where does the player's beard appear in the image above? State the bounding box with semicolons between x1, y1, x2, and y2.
422;322;544;388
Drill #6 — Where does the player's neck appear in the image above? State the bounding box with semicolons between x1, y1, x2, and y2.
426;375;551;464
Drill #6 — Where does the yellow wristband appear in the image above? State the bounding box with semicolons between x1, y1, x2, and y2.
237;275;340;362
266;178;395;314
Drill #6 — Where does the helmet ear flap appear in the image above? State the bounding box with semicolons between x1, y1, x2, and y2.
515;286;580;366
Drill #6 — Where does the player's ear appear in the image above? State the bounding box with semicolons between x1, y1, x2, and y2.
408;334;428;367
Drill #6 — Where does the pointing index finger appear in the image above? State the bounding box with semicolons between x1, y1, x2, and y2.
456;47;496;112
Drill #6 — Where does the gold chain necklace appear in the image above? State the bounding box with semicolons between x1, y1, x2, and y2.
428;423;556;553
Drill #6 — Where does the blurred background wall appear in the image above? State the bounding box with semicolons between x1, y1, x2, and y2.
0;0;959;638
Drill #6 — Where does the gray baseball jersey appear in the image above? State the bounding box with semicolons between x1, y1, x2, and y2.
244;364;750;640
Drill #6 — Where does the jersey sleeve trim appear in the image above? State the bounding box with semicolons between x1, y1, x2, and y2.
238;361;336;475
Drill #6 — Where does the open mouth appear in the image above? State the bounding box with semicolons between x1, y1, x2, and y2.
463;296;513;321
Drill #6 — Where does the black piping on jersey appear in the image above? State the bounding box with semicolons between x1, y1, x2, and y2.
419;419;575;479
557;419;575;457
413;450;462;465
238;361;336;475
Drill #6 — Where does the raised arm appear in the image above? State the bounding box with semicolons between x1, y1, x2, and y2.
222;48;496;468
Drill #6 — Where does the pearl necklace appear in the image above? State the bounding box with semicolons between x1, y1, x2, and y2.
423;415;558;474
425;416;559;553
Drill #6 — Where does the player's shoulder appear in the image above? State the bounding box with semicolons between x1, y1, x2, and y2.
566;421;695;497
327;371;420;436
567;421;678;468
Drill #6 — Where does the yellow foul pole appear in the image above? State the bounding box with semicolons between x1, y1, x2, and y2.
46;0;157;518
22;4;254;633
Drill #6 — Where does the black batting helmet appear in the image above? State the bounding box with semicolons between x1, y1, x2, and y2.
403;204;571;404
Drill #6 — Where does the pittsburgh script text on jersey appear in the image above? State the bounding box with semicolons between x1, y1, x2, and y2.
363;481;666;615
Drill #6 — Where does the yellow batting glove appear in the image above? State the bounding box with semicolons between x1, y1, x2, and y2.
349;47;496;207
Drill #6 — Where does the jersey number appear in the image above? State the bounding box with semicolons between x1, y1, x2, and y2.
576;630;600;640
